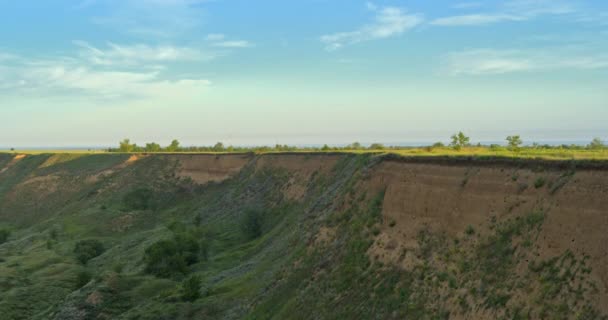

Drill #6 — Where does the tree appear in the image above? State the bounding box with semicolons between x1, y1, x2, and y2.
506;135;523;151
181;275;202;302
166;139;181;152
119;139;135;153
369;143;385;150
588;138;605;150
144;232;201;278
144;240;188;277
450;132;470;151
145;142;161;152
347;142;362;150
74;239;105;264
321;144;331;151
213;142;225;152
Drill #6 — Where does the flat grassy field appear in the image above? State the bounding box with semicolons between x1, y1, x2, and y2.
2;147;608;160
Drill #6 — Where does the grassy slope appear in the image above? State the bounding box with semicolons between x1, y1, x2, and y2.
0;153;606;319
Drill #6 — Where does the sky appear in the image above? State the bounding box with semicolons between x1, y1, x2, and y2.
0;0;607;147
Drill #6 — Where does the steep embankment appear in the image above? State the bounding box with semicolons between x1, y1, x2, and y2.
0;153;606;319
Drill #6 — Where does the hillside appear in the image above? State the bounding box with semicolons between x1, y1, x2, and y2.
0;152;607;319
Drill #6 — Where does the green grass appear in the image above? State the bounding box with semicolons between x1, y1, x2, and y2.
4;145;608;160
0;151;606;319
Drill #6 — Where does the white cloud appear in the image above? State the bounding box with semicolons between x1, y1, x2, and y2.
74;41;209;66
503;0;576;16
205;34;253;49
431;14;523;26
432;0;577;27
445;48;608;75
82;0;209;37
321;5;423;51
212;41;252;48
0;47;211;100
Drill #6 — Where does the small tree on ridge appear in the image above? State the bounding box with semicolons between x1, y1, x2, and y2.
450;132;470;151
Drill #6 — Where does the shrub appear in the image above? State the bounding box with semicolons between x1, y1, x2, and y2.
588;138;605;150
75;270;92;289
465;225;475;236
534;177;546;189
123;188;154;211
369;143;385;150
241;209;263;240
181;275;202;302
144;232;201;278
144;240;187;277
0;229;10;244
74;239;105;264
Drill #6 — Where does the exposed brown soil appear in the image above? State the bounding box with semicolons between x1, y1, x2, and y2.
255;154;342;201
364;160;608;314
170;154;252;184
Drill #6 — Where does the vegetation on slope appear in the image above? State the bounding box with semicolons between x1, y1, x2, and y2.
0;153;606;319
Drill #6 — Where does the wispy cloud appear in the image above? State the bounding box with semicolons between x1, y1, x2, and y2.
205;34;253;49
503;0;576;16
212;41;253;48
82;0;209;37
74;41;210;66
432;0;577;27
432;14;523;26
445;48;608;75
0;46;211;100
320;4;423;51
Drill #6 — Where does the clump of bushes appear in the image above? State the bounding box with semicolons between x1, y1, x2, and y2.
0;229;11;244
181;275;203;302
144;229;207;278
123;188;154;211
75;270;92;289
74;239;105;264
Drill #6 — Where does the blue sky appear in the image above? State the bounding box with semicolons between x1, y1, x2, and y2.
0;0;607;147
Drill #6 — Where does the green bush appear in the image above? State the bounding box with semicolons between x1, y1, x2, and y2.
465;225;475;236
181;275;202;302
75;270;92;289
123;188;154;211
241;209;263;240
144;232;201;278
74;239;105;264
534;177;546;189
0;229;10;244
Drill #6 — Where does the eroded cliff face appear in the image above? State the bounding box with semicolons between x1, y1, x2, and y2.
363;160;608;317
0;152;606;319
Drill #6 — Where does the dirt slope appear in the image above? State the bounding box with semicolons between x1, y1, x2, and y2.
365;159;608;316
0;152;606;319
